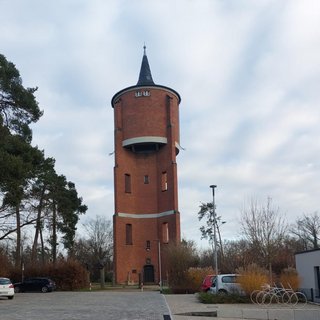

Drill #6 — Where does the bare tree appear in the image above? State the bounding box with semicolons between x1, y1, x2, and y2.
291;212;320;250
75;216;113;286
240;197;287;281
84;216;113;265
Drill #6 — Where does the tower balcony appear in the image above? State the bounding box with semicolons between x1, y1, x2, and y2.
122;136;181;154
122;136;167;153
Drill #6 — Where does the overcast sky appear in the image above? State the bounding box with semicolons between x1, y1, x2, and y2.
1;0;319;248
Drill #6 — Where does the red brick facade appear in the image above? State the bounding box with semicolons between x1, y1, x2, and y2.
111;54;181;285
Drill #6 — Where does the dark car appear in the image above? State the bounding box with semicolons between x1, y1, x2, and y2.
14;277;56;293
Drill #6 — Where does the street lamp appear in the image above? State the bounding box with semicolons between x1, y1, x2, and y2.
210;185;218;274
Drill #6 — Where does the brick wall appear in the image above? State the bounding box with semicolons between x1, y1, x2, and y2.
112;86;181;284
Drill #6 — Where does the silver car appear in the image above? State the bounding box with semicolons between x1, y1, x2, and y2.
209;274;243;295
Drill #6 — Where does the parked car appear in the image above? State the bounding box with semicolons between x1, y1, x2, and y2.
14;277;56;293
201;274;215;292
0;277;15;299
209;274;243;295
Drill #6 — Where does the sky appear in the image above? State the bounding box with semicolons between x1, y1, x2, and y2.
1;0;320;249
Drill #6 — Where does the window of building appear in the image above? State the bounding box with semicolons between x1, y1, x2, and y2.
144;175;149;184
162;222;169;243
161;172;168;191
146;240;151;250
126;224;132;245
125;174;131;193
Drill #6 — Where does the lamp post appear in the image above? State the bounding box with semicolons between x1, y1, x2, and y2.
210;185;218;274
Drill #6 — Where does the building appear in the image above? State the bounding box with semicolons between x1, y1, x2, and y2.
295;248;320;302
111;47;182;285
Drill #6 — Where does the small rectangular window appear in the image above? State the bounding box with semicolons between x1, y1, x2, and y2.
144;175;149;184
161;172;168;191
125;174;131;193
126;224;132;245
146;240;151;250
162;222;169;243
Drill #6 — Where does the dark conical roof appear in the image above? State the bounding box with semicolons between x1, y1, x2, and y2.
111;46;181;107
137;46;155;86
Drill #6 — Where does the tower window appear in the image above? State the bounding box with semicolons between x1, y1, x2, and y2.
126;224;133;245
162;222;169;243
144;175;149;184
161;172;168;191
125;174;131;193
146;240;151;250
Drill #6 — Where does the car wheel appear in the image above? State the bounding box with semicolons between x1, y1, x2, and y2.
14;287;20;293
41;286;48;293
8;296;14;300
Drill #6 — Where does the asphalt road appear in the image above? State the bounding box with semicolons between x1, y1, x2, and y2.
0;291;171;320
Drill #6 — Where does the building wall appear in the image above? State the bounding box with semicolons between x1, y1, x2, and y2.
112;86;181;284
295;249;320;301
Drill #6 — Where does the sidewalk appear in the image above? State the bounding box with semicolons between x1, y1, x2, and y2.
164;294;320;320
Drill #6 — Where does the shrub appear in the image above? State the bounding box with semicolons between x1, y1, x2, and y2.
186;267;214;292
198;292;250;304
279;268;300;291
8;258;89;290
236;264;268;295
52;259;89;290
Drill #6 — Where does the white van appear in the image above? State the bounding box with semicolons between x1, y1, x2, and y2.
209;274;243;295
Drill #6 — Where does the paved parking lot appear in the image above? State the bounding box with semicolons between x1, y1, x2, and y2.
2;291;320;320
0;291;171;320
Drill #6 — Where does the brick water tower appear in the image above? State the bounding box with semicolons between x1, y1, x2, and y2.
111;47;182;285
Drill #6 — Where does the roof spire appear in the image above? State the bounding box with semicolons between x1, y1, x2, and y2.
137;45;155;86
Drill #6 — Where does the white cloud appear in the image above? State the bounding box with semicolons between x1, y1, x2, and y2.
1;0;320;248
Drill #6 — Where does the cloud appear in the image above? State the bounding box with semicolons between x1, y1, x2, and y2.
1;0;320;248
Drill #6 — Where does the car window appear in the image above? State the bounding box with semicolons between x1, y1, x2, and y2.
24;280;33;284
0;278;11;285
221;276;236;283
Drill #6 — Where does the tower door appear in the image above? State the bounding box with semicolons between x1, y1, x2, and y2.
143;265;155;283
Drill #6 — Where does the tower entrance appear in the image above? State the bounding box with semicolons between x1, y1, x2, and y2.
143;265;155;283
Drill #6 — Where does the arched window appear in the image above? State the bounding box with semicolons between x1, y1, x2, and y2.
161;172;167;191
125;174;131;193
126;224;132;245
162;222;169;243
